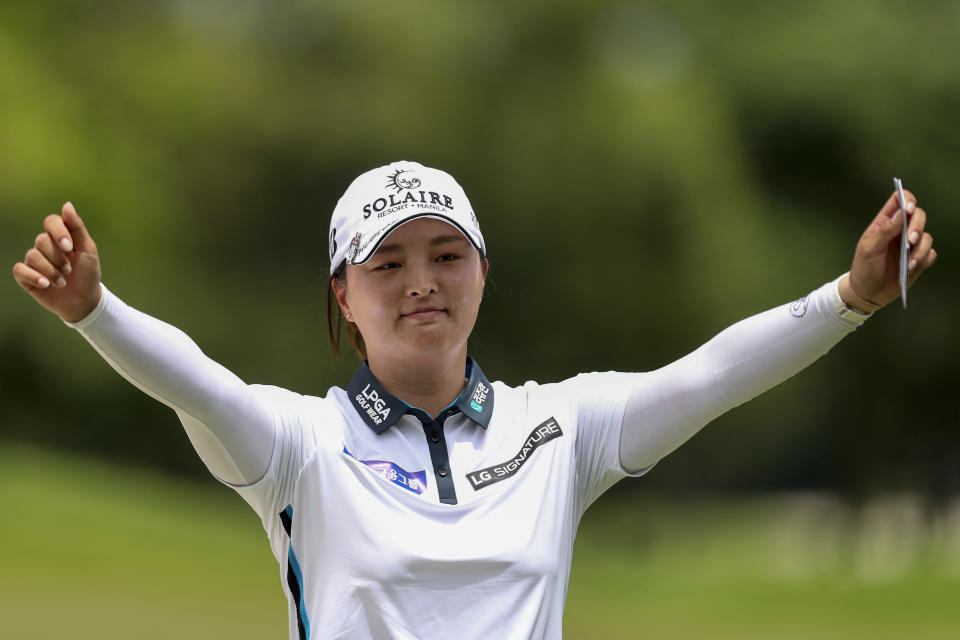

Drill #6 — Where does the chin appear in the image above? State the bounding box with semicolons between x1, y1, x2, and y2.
399;330;465;358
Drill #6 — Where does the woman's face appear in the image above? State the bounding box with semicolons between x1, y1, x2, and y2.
333;218;487;365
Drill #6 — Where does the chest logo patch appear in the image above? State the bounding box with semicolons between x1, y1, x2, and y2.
342;446;427;495
467;417;563;491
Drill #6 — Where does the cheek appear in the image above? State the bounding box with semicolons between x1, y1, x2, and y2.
456;274;486;314
346;282;392;325
355;291;390;322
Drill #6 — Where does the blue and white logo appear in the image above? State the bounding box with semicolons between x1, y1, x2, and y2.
343;446;427;495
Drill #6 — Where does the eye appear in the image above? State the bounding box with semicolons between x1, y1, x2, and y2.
437;253;460;263
374;261;401;271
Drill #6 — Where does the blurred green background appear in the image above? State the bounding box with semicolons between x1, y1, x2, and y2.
1;0;957;637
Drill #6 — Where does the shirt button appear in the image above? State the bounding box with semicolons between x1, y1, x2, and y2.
429;430;441;443
438;466;448;477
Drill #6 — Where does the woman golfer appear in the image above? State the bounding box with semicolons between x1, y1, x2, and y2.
13;161;937;639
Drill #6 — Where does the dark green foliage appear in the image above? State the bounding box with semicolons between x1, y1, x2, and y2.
2;0;957;495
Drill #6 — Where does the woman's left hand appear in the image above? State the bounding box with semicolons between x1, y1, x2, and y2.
838;189;937;313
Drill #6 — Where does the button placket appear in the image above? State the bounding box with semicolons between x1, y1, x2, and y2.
416;414;458;505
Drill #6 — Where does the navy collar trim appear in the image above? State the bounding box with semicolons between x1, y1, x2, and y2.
346;358;494;435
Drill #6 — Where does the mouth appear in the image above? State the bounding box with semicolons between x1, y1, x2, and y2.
401;307;446;320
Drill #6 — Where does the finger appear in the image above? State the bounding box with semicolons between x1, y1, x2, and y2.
859;189;916;256
908;247;937;286
61;202;96;253
875;188;917;221
43;213;74;253
906;206;926;246
12;261;52;290
35;232;72;277
24;247;67;288
859;207;905;256
908;232;934;272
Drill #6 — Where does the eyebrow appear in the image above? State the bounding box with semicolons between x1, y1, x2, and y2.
376;235;469;254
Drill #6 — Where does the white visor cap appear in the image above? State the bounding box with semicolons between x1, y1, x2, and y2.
328;161;485;274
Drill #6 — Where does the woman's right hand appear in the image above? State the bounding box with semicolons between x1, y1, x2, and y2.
12;202;103;323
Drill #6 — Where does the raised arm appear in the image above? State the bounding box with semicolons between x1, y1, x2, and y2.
12;203;275;485
618;189;937;472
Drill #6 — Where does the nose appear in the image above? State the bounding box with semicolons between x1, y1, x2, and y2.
406;262;437;297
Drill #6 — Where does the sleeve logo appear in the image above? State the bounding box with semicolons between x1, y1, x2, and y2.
790;295;809;317
467;418;563;490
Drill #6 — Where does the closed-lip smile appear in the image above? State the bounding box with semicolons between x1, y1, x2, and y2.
401;306;446;318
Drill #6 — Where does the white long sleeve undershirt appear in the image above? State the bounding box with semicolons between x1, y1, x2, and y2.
67;287;276;485
67;275;866;485
616;275;865;472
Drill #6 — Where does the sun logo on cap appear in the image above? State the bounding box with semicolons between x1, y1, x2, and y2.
387;169;421;193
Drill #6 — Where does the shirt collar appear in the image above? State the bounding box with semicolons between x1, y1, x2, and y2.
346;357;495;435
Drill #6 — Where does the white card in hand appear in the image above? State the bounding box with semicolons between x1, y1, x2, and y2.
893;177;908;309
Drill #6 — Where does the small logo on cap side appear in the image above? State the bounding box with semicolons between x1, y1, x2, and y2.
387;169;421;193
348;232;362;263
329;227;338;261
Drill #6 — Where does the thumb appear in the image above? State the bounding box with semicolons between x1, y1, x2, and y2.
61;202;97;253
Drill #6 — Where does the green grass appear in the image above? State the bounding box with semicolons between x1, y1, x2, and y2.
2;445;959;639
568;497;960;639
0;445;285;639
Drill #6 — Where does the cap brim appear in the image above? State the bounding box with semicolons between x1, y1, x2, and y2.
351;212;485;265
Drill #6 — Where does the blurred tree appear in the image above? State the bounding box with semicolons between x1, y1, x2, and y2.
1;0;956;496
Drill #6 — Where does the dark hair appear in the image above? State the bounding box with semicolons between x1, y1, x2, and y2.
326;264;366;360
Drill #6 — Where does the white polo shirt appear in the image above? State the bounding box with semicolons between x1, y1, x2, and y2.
67;275;868;640
235;359;644;640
